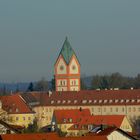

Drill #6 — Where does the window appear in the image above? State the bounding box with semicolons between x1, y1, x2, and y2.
23;117;25;121
74;100;77;104
129;107;131;112
49;108;52;112
120;99;124;103
99;100;102;103
60;65;64;70
131;99;135;103
94;100;97;103
46;108;48;112
88;100;92;103
9;109;12;113
67;100;71;104
126;99;129;103
110;108;112;112
74;80;76;85
82;100;87;104
71;81;74;85
104;100;108;103
104;108;106;112
28;117;31;120
51;100;54;104
133;107;136;112
72;65;76;70
115;99;119;103
98;108;101;112
69;118;73;123
109;100;113;103
92;108;94;112
16;117;19;121
122;108;125;112
62;100;66;104
137;99;140;103
63;118;66;123
16;108;19;113
57;100;61;104
116;108;118;112
60;81;63;86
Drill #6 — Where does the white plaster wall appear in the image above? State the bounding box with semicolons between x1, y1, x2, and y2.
69;58;79;74
56;58;67;74
107;130;134;140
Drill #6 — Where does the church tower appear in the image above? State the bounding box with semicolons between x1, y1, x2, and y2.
54;37;81;91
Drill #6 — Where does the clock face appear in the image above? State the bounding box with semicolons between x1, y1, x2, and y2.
72;65;76;70
60;65;64;71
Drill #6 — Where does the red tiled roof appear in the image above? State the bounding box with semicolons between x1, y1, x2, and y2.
0;133;107;140
27;89;140;106
83;115;125;127
54;109;91;124
0;94;34;114
68;115;125;130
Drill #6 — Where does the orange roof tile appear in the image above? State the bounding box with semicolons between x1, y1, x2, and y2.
0;94;34;114
68;115;126;131
54;109;91;124
84;115;125;127
0;133;107;140
25;89;140;106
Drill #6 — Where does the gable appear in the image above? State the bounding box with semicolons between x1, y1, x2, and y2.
55;56;67;75
107;130;135;140
69;55;80;74
120;117;132;132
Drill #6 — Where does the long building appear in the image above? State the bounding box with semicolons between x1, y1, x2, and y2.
20;89;140;128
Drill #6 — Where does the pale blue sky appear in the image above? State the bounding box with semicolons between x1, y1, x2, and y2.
0;0;140;82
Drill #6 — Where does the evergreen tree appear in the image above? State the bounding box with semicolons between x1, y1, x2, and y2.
27;82;34;91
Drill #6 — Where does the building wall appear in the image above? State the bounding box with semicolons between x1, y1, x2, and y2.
107;130;134;140
33;105;140;129
120;117;132;132
57;124;73;132
55;54;80;92
56;57;67;75
8;113;35;128
69;56;79;74
67;129;88;137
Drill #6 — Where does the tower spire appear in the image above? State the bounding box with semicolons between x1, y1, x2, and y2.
54;38;81;91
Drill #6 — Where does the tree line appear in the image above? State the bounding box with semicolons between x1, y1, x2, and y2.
81;73;140;90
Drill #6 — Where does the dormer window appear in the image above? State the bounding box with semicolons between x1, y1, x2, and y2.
57;100;61;104
67;100;71;104
82;100;87;104
126;99;129;103
69;118;72;123
94;100;97;103
74;100;77;104
99;100;102;103
120;99;124;103
109;100;113;103
115;99;119;103
137;99;140;103
74;124;78;129
131;99;135;103
51;100;54;104
88;100;92;103
62;100;66;104
9;109;12;113
63;118;66;123
104;100;107;103
16;108;19;113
